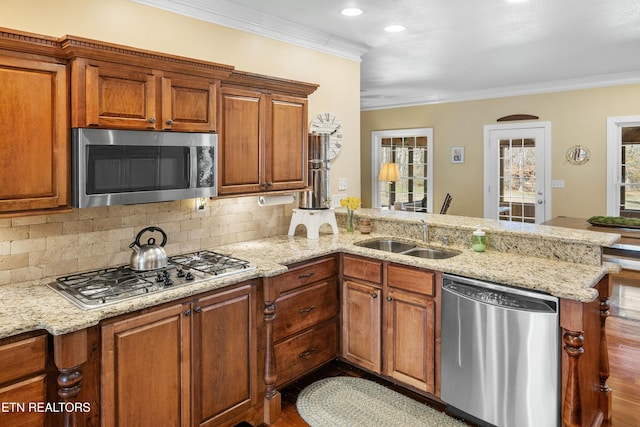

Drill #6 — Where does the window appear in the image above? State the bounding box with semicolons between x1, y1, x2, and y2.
371;129;433;212
606;116;640;217
499;138;536;223
619;127;640;216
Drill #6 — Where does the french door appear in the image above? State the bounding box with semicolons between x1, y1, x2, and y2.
483;123;551;224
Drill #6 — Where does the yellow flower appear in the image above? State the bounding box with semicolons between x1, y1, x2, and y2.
340;196;361;211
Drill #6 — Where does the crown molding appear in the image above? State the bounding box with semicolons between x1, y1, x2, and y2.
361;71;640;111
131;0;367;62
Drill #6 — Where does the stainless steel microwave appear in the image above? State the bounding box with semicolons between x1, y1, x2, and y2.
72;128;217;208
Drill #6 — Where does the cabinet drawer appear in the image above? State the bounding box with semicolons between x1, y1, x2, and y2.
276;256;338;295
0;333;46;385
388;265;434;296
274;279;338;342
275;320;337;387
343;255;383;284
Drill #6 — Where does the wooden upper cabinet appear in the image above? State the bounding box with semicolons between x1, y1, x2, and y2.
0;54;70;217
161;73;218;132
71;59;218;132
219;86;308;195
218;87;265;194
267;94;307;191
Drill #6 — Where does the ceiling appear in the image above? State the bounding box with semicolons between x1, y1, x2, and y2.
134;0;640;110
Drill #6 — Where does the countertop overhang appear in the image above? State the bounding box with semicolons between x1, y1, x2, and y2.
0;211;620;340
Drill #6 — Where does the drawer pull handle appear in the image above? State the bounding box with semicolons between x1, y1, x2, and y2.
299;348;316;359
299;305;316;314
299;272;315;279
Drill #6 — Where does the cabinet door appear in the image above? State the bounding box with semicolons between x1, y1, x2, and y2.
0;375;46;427
101;303;191;427
161;74;218;132
218;87;265;194
266;94;307;191
0;55;69;215
192;285;256;427
341;279;382;373
77;59;157;129
384;287;435;393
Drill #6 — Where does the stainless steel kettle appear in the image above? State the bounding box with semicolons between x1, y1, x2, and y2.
129;226;168;271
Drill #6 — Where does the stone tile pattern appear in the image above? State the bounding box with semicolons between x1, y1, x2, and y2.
0;197;292;286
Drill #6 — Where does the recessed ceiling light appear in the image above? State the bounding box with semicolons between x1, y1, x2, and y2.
384;24;406;33
341;8;363;16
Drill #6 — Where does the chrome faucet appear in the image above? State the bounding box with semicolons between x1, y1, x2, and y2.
421;219;428;243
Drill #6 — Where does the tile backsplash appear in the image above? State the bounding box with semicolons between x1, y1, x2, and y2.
0;196;293;286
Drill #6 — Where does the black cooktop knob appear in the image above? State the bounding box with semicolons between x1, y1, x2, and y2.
164;278;174;286
176;269;185;278
185;272;195;281
156;274;164;283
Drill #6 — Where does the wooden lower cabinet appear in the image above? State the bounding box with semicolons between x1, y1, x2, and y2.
384;286;435;393
341;255;438;395
341;279;382;373
101;283;258;427
0;332;48;427
192;285;257;426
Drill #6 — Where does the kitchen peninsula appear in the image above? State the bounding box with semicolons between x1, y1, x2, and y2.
0;209;619;427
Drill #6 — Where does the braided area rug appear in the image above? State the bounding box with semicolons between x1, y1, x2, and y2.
296;377;466;427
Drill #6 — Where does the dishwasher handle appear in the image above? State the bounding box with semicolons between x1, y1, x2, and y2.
443;278;557;313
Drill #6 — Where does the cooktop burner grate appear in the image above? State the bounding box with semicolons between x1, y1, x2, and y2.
49;250;255;310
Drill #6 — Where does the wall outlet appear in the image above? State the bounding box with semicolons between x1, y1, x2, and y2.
338;177;347;190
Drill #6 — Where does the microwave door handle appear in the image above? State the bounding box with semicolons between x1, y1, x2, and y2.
189;146;197;188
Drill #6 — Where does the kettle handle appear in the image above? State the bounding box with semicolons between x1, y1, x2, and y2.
134;226;168;247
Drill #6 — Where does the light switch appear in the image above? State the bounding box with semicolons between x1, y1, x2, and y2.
338;177;347;190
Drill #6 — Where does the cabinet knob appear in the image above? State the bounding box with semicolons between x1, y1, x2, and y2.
184;309;191;316
386;296;393;302
267;182;273;187
148;117;156;124
194;306;202;313
372;293;378;299
166;119;174;125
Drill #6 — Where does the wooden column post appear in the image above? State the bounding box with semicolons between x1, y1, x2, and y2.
563;330;584;427
53;329;87;427
263;277;281;424
598;276;613;424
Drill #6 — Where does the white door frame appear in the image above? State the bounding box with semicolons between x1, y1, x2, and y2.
371;128;434;211
483;122;552;223
606;116;640;216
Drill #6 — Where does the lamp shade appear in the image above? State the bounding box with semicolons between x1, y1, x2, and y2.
378;162;400;182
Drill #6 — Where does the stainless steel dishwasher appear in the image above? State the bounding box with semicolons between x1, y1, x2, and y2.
441;274;560;427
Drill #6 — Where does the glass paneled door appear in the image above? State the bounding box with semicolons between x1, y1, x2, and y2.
483;123;551;224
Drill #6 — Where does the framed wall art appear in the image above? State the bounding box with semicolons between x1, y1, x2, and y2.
451;146;464;163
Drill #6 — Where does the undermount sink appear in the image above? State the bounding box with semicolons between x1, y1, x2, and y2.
354;238;461;259
402;247;461;260
354;239;416;253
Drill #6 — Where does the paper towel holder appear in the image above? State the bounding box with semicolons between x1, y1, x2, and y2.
257;193;296;207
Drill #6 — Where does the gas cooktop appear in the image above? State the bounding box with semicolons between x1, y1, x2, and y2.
48;250;256;310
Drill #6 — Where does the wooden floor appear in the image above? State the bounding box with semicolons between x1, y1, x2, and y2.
266;283;640;427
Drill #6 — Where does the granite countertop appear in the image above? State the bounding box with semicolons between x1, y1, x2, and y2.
0;214;617;340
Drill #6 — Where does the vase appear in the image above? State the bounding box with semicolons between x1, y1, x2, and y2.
347;210;354;233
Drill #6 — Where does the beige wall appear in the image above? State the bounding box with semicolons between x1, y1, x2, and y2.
361;84;640;218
